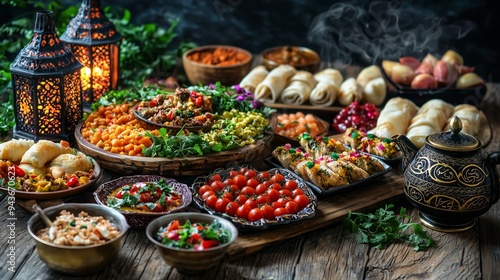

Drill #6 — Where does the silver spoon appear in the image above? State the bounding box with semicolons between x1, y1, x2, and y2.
32;204;56;241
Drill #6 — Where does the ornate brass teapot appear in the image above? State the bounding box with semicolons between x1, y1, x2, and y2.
392;116;500;232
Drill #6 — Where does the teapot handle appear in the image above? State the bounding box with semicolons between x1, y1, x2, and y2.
487;152;500;205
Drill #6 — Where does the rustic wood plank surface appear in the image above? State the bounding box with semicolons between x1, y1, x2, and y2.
1;84;499;280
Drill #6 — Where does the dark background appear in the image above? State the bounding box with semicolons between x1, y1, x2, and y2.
4;0;500;81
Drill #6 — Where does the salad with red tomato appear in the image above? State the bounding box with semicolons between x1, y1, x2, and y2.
156;219;230;250
106;179;182;213
195;166;313;223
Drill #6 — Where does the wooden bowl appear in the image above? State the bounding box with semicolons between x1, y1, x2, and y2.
74;122;274;177
261;46;320;73
182;45;253;86
133;110;213;133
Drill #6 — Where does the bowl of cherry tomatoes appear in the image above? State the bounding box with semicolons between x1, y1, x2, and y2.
191;164;317;231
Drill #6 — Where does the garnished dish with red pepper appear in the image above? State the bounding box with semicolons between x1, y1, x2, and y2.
155;219;230;250
134;87;214;128
0;139;96;192
106;179;183;213
340;128;400;159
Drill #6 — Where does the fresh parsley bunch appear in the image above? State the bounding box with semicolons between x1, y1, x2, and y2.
344;204;435;251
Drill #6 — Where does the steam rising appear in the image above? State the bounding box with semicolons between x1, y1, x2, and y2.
308;1;475;66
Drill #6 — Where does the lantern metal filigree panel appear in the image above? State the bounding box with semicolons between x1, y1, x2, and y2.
60;0;122;107
10;10;83;142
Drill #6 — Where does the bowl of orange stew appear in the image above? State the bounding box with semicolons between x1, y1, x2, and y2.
261;46;320;73
93;175;192;229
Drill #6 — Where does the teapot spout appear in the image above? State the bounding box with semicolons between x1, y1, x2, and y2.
391;134;419;171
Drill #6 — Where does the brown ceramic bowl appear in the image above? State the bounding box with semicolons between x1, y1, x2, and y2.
93;175;192;229
261;46;320;73
27;203;129;275
182;45;253;86
145;212;238;274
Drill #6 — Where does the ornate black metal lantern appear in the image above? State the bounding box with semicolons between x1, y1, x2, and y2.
10;10;83;142
60;0;122;107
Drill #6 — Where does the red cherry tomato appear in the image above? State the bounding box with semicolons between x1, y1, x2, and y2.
221;192;234;201
279;189;292;198
223;178;236;186
247;208;264;222
294;194;310;209
235;194;248;205
244;198;258;209
211;180;224;192
255;183;268;195
215;198;230;212
201;190;216;200
198;185;213;196
260;205;275;220
238;167;249;175
272;183;282;191
255;194;270;205
284;180;298;191
244;169;258;179
241;186;255;197
115;190;124;199
272;201;284;209
225;201;239;216
205;194;218;209
292;188;304;197
234;175;248;188
259;171;270;180
266;189;280;202
271;173;285;184
274;207;289;217
285;201;300;214
236;204;252;219
229;170;239;178
246;178;259;189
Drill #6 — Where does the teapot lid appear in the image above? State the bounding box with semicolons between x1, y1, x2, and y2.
427;116;479;152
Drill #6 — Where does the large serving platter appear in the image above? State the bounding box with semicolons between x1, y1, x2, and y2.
0;157;101;200
74;122;274;177
191;164;317;231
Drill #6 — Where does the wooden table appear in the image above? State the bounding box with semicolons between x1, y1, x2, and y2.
1;84;499;280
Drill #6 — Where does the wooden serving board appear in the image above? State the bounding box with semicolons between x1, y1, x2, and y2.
224;167;405;261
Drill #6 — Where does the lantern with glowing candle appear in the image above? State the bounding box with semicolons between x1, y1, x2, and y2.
10;10;83;141
60;0;122;107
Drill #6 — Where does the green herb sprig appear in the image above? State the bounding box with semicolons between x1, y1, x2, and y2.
344;204;435;251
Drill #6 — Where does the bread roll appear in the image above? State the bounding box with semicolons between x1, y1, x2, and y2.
49;151;93;174
445;104;480;135
239;65;268;93
0;139;34;162
338;77;363;106
356;65;382;88
20;140;72;168
254;64;296;102
406;99;454;148
280;71;317;105
362;77;387;106
314;68;343;87
309;68;343;106
370;97;418;139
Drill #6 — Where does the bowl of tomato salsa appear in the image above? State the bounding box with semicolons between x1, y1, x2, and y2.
145;212;238;274
93;175;192;229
